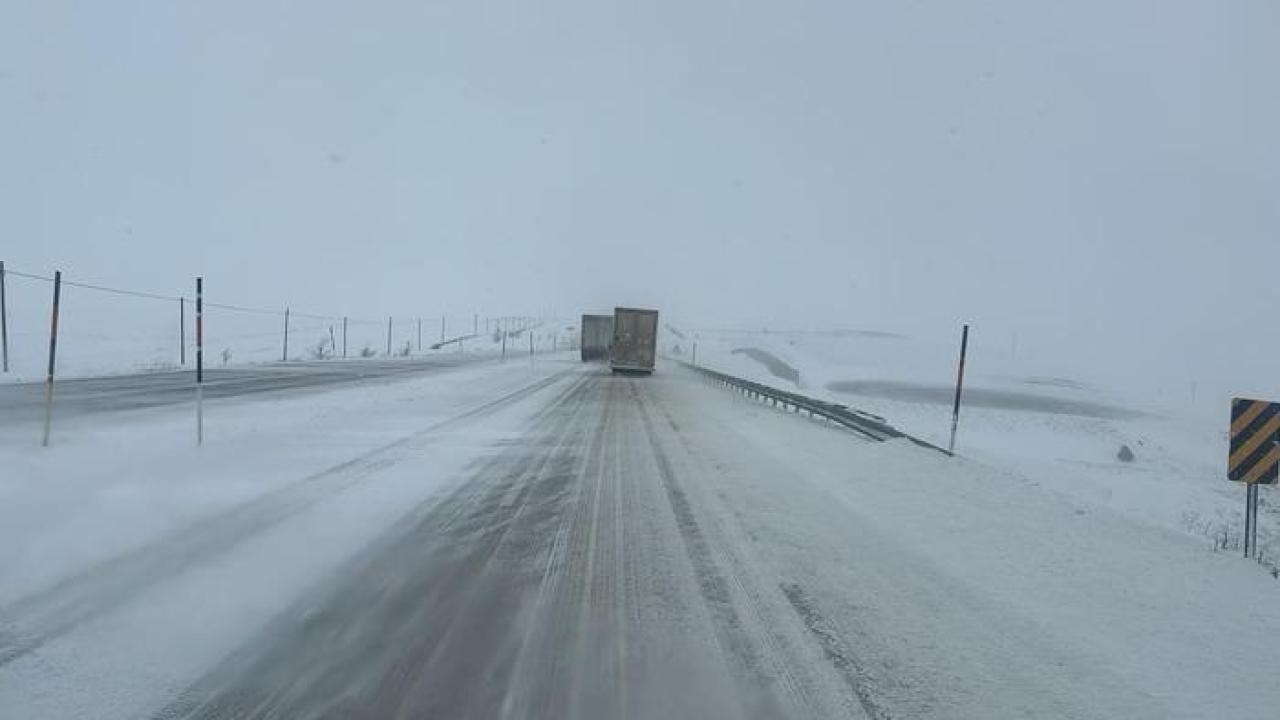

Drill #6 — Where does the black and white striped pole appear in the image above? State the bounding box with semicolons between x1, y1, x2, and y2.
196;277;204;445
41;271;62;446
948;324;970;456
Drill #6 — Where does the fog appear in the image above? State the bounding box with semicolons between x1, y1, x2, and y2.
3;1;1277;401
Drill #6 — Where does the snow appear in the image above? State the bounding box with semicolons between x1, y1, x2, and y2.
0;356;580;718
650;366;1280;718
2;336;1277;718
677;328;1280;572
0;269;572;383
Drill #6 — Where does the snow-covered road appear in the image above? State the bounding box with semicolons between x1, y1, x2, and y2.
0;355;490;427
1;359;1277;719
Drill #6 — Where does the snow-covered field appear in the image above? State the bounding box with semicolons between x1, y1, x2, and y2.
678;328;1279;573
0;269;569;383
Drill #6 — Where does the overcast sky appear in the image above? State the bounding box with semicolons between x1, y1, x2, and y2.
2;1;1277;397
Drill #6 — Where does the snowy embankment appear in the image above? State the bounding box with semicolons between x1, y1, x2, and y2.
677;328;1278;573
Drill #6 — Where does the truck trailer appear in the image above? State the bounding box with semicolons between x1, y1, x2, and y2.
610;307;659;374
580;314;614;362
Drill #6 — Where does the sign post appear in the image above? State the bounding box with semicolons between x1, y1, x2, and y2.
1229;397;1279;559
948;324;970;456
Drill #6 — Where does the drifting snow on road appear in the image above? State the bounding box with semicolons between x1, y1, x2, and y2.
1;359;1278;719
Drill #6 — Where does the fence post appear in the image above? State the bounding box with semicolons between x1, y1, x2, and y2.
948;324;970;456
179;297;186;366
196;277;204;445
0;260;9;373
41;271;62;446
282;307;290;362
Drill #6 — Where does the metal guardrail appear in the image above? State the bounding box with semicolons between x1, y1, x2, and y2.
430;334;480;350
684;363;948;454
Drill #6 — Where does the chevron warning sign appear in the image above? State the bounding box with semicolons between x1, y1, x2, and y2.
1229;398;1280;484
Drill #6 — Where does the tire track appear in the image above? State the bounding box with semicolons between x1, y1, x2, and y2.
0;368;579;670
155;371;604;719
633;381;797;719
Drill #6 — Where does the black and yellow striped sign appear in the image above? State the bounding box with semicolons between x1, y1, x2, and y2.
1230;398;1280;484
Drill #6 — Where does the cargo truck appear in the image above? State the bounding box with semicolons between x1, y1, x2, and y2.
580;314;614;362
610;307;659;374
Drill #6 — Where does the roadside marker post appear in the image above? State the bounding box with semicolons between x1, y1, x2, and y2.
947;324;970;456
196;278;204;445
1229;397;1279;559
41;271;62;446
329;326;336;359
417;318;422;352
386;316;393;356
342;316;348;358
282;307;290;362
440;315;446;344
179;297;186;366
0;260;9;373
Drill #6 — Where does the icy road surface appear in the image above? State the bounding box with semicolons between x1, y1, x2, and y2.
1;359;1277;719
0;355;487;427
